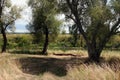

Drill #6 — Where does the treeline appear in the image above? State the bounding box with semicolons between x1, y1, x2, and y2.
0;34;120;50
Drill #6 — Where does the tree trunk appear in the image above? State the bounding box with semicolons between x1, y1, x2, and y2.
87;44;101;62
1;27;7;53
42;27;49;55
88;51;100;62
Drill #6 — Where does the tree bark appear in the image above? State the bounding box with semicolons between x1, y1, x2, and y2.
42;27;49;55
1;27;7;53
87;44;101;62
88;50;100;62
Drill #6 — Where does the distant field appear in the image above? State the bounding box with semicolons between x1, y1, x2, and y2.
0;50;120;80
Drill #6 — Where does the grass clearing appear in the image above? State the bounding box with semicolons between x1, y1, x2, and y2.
0;50;120;80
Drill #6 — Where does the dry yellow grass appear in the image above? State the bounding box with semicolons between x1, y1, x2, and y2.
0;53;38;80
0;50;120;80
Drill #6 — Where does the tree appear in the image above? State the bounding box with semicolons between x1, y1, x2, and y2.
28;0;61;55
0;0;21;53
60;0;120;62
69;24;80;47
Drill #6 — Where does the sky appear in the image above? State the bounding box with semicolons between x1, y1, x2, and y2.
11;0;67;33
10;0;71;33
10;0;115;33
11;0;31;33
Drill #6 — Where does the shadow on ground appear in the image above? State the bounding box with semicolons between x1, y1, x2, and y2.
15;53;120;77
16;56;87;77
9;50;42;55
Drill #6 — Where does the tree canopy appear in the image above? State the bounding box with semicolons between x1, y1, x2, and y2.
28;0;62;54
0;0;21;53
59;0;120;62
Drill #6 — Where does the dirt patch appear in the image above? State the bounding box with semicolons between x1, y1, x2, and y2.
16;55;87;76
14;54;120;77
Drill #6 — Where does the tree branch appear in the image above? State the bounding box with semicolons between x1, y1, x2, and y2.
110;18;120;34
66;14;76;23
66;0;88;44
4;19;15;31
98;18;120;51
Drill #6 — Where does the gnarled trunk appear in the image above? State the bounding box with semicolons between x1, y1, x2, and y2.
1;27;7;53
87;43;102;62
88;50;101;62
42;26;49;55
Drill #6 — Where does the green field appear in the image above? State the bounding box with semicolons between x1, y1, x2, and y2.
0;33;120;52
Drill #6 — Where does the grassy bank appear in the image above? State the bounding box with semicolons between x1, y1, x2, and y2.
0;50;120;80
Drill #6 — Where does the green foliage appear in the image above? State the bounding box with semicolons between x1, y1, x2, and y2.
6;34;33;49
14;37;31;47
28;0;62;44
0;34;120;52
69;24;81;47
106;35;120;48
89;5;113;22
1;0;21;32
59;0;120;61
0;0;22;52
111;0;120;14
5;0;12;7
85;0;120;49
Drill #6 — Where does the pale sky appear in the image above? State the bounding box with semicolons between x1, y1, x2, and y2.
10;0;115;33
11;0;31;33
10;0;66;33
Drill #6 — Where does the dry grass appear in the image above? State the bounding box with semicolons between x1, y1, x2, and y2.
0;53;38;80
65;65;118;80
0;50;120;80
48;49;88;56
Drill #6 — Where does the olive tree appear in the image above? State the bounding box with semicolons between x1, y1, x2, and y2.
59;0;120;62
0;0;21;53
28;0;61;55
